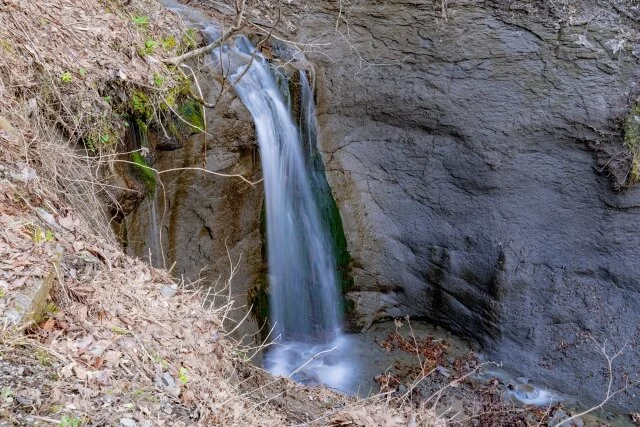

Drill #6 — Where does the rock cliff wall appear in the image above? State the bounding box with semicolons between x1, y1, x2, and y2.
295;0;640;410
123;73;264;340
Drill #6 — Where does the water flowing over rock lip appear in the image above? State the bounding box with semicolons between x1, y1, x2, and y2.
159;0;355;390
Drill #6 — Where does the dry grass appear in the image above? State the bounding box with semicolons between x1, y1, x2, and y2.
0;0;198;241
0;174;285;425
0;173;447;424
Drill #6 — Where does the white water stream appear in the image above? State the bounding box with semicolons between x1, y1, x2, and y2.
220;36;355;390
160;0;357;392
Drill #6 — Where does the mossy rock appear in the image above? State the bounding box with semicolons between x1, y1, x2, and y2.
130;151;156;194
163;96;205;144
248;271;270;331
131;90;154;119
624;103;640;183
177;98;204;130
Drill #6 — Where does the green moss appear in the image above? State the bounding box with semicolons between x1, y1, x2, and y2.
305;131;353;299
161;36;177;51
624;103;640;183
139;39;158;56
178;98;204;130
181;28;198;52
135;118;149;134
130;152;156;193
248;271;270;329
157;77;204;135
248;201;270;328
131;90;153;119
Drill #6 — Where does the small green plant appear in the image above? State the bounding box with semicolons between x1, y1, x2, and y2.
151;354;169;369
183;27;198;50
0;289;5;298
178;367;188;384
48;404;63;414
140;39;158;56
60;71;73;84
31;226;45;244
33;227;55;244
132;15;149;26
85;138;96;152
78;68;87;77
152;73;165;87
35;348;53;366
0;39;13;53
44;301;58;314
110;325;130;335
33;300;59;324
130;151;156;193
59;415;82;427
161;36;177;50
146;39;158;50
131;91;151;117
232;349;251;362
1;387;13;401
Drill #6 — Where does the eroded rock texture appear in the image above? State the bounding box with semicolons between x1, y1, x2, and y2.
296;0;640;410
124;73;264;339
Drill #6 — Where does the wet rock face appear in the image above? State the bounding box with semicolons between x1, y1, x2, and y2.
297;0;640;410
124;70;264;340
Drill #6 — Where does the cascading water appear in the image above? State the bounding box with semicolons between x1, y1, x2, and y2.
220;38;356;391
225;39;341;343
148;193;161;268
159;0;356;392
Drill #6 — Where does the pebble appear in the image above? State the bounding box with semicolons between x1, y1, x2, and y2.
15;396;32;406
119;418;137;427
436;365;451;378
11;166;37;183
160;372;176;388
160;285;177;298
549;409;584;427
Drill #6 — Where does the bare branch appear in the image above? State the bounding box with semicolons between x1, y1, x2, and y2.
164;26;239;66
555;335;638;427
164;0;247;66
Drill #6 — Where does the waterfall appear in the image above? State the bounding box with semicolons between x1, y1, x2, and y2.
223;38;341;343
221;39;355;391
158;1;356;392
